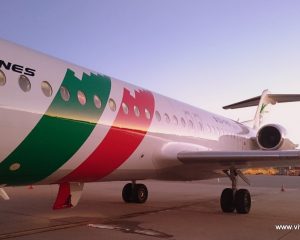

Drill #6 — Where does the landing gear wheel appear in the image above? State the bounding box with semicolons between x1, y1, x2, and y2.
235;189;251;214
134;184;148;203
220;188;235;213
122;183;133;203
122;183;148;203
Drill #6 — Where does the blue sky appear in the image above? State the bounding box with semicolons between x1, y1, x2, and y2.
1;0;300;142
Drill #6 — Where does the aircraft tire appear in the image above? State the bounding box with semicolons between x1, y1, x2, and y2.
122;183;133;203
235;189;251;214
133;184;148;203
220;188;235;213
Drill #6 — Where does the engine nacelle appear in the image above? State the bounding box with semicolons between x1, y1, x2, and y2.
256;124;287;150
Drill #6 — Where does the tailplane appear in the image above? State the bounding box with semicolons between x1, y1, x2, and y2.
223;89;300;129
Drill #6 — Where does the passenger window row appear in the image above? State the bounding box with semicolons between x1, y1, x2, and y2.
0;69;233;133
60;86;151;118
155;110;195;129
0;70;53;97
0;70;151;119
154;109;229;136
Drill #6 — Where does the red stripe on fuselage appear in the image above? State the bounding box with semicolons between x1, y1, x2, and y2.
58;88;155;183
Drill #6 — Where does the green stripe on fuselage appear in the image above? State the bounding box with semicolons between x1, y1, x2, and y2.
0;69;111;185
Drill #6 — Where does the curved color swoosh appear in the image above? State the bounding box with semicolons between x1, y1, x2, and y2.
0;69;111;185
58;88;155;183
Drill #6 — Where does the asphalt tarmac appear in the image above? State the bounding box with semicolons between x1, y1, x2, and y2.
0;176;300;240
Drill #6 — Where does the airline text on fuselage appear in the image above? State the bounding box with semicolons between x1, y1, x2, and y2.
0;59;36;76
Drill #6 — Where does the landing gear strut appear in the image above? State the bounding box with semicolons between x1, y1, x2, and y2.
122;181;148;203
220;169;251;214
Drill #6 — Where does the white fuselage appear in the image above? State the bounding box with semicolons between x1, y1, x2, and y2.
0;39;257;186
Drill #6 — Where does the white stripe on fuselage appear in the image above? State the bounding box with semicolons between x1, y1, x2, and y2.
38;77;124;184
0;40;66;162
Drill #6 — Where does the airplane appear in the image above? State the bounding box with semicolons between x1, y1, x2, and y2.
1;38;300;214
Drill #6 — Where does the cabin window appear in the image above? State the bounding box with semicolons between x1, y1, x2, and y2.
9;163;21;171
145;108;151;119
164;113;170;123
94;95;102;109
198;122;203;131
18;75;31;92
41;81;52;97
207;124;212;132
181;117;186;127
77;90;86;105
60;86;70;101
109;98;116;111
173;115;178;125
122;102;129;114
134;105;140;117
211;126;214;133
188;120;193;128
0;70;6;86
155;111;161;121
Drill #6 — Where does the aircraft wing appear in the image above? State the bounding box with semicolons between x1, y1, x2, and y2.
177;150;300;170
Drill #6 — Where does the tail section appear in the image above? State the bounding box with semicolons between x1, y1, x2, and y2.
223;90;300;129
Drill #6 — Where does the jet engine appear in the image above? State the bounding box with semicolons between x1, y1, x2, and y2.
256;124;287;150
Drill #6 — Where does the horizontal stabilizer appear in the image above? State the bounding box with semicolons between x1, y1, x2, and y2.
223;93;300;109
223;90;300;129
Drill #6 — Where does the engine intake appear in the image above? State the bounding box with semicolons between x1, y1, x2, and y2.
256;124;286;150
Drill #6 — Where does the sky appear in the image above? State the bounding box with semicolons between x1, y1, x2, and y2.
1;0;300;143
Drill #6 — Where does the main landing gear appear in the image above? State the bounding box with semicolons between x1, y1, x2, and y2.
122;181;148;203
220;169;251;214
